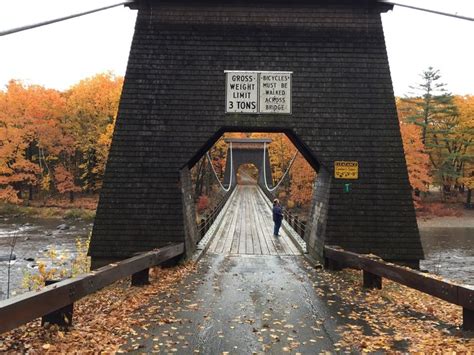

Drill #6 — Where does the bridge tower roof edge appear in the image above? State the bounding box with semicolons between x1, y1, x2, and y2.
127;0;394;13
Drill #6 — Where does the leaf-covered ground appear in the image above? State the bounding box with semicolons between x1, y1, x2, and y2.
317;269;474;352
1;257;473;353
0;263;196;353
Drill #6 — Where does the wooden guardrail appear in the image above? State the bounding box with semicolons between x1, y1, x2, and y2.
324;245;474;331
0;243;185;334
283;209;307;240
198;185;235;240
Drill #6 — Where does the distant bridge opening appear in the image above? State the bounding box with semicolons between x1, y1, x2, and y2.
237;164;258;185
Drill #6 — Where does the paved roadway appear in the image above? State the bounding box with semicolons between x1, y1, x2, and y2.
122;186;345;353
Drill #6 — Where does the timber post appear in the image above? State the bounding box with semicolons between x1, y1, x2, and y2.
363;271;382;289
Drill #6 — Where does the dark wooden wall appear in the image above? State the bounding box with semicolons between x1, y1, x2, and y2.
89;0;424;267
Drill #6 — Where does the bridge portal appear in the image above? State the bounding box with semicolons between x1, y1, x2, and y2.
222;138;274;189
89;0;423;268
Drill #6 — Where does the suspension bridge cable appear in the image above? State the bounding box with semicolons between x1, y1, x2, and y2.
206;142;233;193
262;142;298;193
0;1;133;37
380;1;474;22
1;0;471;38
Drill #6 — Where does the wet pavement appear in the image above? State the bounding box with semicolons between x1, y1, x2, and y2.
122;254;346;354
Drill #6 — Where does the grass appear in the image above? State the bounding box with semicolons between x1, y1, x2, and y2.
0;203;96;221
64;208;96;221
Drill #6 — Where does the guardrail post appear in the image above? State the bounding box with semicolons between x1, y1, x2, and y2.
203;215;209;234
363;271;382;289
131;268;150;286
463;308;474;331
41;280;73;328
199;218;205;237
324;258;343;271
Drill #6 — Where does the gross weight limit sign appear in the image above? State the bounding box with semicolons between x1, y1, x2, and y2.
225;71;292;114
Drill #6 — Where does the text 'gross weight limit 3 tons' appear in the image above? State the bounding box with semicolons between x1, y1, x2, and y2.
225;71;292;114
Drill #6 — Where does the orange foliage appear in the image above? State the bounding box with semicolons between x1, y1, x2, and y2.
397;98;432;207
399;122;432;191
417;202;463;218
54;165;81;194
65;72;123;191
197;195;210;213
0;80;66;200
454;95;474;189
0;73;123;203
290;154;316;206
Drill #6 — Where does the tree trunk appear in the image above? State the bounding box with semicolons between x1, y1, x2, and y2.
467;189;472;208
28;186;33;201
69;191;74;203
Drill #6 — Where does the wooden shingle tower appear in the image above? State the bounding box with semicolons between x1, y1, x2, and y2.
89;0;424;268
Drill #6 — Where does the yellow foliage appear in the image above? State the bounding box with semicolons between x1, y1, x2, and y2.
22;236;91;291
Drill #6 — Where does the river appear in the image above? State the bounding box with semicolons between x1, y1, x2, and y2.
0;217;472;301
0;217;91;300
419;227;474;285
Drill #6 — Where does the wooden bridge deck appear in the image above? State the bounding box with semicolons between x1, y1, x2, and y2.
207;185;301;256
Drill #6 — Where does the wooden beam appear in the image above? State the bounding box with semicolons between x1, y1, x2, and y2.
324;246;474;310
0;243;184;334
325;245;474;330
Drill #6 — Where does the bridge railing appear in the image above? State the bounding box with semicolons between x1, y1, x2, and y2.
0;243;185;335
197;185;235;240
324;245;474;331
283;209;307;240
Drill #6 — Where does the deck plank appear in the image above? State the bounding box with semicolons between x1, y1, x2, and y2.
207;185;300;256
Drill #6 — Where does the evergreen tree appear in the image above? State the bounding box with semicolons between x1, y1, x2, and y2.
401;67;469;194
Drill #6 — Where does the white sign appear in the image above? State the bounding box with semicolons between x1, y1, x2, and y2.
259;73;291;114
225;72;258;113
225;71;292;114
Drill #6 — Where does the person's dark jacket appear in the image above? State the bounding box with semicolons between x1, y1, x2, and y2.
273;205;283;223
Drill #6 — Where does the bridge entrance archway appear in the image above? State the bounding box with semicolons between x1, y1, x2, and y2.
89;0;423;269
196;132;317;256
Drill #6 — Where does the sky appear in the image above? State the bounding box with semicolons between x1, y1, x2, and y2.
0;0;473;96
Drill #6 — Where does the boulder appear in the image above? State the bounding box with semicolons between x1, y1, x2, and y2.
0;254;16;262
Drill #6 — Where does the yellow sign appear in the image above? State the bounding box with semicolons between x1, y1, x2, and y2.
334;161;359;179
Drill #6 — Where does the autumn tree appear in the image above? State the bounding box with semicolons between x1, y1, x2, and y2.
0;80;66;202
454;95;474;205
402;67;456;145
289;154;316;206
64;72;123;192
397;98;432;196
0;73;123;205
54;165;81;203
402;68;473;194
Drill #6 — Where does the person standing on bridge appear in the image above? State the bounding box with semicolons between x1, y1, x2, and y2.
272;199;283;237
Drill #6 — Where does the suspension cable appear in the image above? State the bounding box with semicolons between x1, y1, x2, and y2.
262;142;298;193
380;1;474;22
0;1;133;37
1;0;471;38
206;142;233;193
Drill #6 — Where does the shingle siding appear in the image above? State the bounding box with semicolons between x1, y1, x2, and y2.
89;0;424;263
